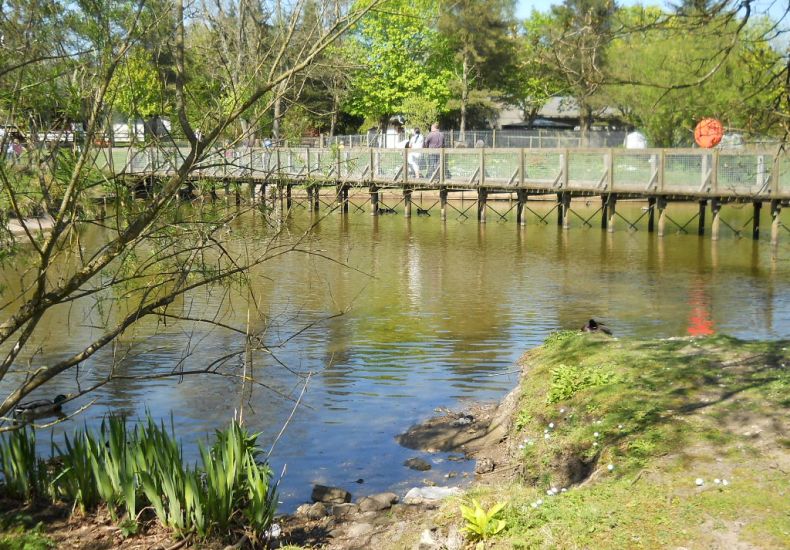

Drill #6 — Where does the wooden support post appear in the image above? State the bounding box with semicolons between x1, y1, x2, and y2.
607;194;617;233
370;185;379;216
517;190;526;226
478;188;487;224
440;188;448;221
286;184;292;210
601;195;608;230
711;198;721;241
307;186;313;211
657;197;667;237
342;186;349;213
249;180;256;200
771;200;781;246
235;183;241;206
557;193;565;227
313;186;320;211
698;199;707;236
647;197;656;232
562;193;571;230
753;201;762;240
404;189;412;218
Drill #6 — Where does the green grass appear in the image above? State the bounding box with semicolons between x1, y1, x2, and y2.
451;333;790;549
0;513;55;550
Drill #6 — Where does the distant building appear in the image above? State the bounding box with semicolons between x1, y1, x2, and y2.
498;97;626;130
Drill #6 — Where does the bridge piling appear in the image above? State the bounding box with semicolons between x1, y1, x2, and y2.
647;197;656;232
607;194;617;233
404;189;412;218
711;199;721;240
478;188;487;223
516;190;526;226
370;185;379;216
601;195;608;230
657;197;667;237
562;193;571;230
440;189;448;221
698;200;707;236
753;201;762;240
771;200;781;246
286;184;292;211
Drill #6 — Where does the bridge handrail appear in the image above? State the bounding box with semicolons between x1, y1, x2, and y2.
101;146;790;199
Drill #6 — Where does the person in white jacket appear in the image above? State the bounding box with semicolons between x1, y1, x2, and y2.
407;128;424;178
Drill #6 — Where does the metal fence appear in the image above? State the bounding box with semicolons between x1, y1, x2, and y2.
100;146;790;198
323;129;629;149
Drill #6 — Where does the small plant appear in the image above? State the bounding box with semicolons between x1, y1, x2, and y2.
460;499;507;542
547;363;617;404
514;410;533;432
0;427;49;502
542;330;579;350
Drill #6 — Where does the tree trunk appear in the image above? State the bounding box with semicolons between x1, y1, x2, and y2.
460;54;469;141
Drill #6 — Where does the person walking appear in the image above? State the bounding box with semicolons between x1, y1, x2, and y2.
407;127;424;178
424;123;443;180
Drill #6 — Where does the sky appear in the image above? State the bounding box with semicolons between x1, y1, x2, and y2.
515;0;789;25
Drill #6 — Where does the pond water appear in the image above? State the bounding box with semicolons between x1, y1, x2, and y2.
2;196;789;511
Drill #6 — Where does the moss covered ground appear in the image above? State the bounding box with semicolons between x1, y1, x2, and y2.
459;333;789;549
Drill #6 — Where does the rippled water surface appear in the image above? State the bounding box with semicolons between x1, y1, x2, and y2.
2;197;789;510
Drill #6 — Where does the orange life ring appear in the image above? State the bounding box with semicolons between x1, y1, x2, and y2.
694;118;724;148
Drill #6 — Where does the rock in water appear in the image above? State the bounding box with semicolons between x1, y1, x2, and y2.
404;457;432;471
312;484;352;504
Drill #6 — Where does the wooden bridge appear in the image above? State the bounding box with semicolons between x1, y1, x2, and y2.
105;146;789;242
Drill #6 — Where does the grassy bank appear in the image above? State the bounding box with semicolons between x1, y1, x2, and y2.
454;333;789;549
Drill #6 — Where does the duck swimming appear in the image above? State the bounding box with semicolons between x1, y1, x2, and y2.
13;394;67;419
581;319;612;335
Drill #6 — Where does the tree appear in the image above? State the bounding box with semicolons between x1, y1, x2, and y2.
436;0;518;135
542;0;617;140
0;0;384;425
602;5;786;145
345;0;452;128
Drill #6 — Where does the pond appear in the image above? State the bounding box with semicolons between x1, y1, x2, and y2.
1;196;789;511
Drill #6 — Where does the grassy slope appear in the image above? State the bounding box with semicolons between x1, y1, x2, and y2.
463;333;789;549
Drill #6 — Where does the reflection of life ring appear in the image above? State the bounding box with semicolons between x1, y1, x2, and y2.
694;118;724;148
687;282;714;336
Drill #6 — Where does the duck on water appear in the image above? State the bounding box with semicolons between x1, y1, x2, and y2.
13;394;67;420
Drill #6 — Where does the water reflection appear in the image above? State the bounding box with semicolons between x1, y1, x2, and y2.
0;199;788;510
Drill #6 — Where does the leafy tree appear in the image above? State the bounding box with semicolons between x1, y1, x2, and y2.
603;6;786;145
345;0;451;128
542;0;617;139
436;0;518;135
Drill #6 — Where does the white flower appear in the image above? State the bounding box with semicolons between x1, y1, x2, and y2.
607;464;614;471
531;502;538;508
518;444;525;450
618;424;623;429
695;478;704;486
559;408;565;413
593;442;598;447
722;480;729;486
549;422;555;429
544;433;551;440
714;479;721;484
536;499;543;505
547;489;553;496
594;432;600;438
561;488;567;493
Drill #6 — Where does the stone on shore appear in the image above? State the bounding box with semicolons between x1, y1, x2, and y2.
357;492;399;512
331;503;359;519
475;457;495;474
403;486;461;505
295;502;330;520
311;484;352;504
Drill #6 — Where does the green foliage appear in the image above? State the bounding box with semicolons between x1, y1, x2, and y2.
1;416;277;541
400;96;440;132
460;499;507;541
547;363;617;403
0;428;50;502
346;0;452;121
0;523;55;550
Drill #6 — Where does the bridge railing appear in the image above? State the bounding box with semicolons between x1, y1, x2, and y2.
97;146;790;199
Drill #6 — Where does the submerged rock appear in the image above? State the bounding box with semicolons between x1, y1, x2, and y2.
312;484;351;504
404;457;432;471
